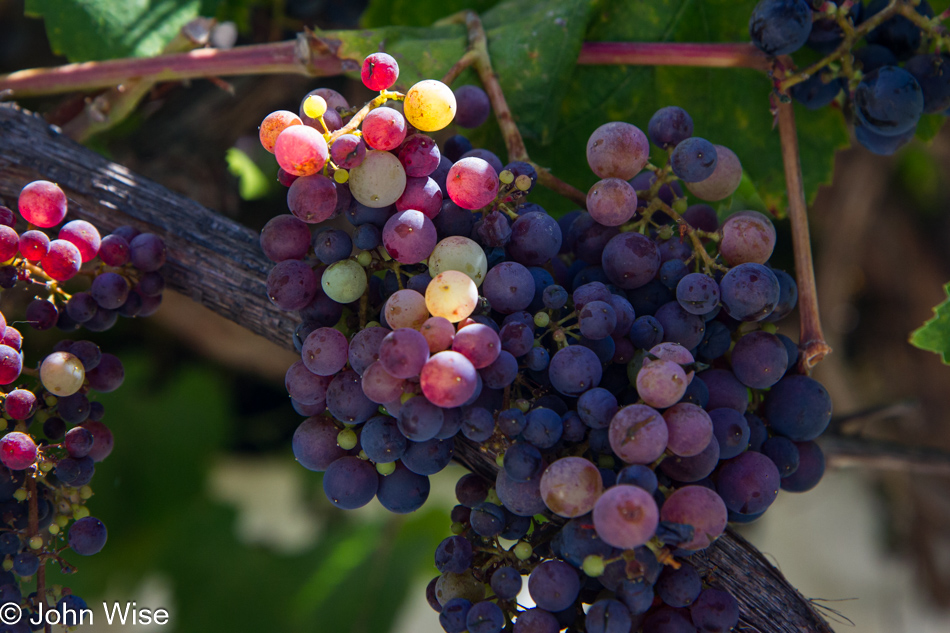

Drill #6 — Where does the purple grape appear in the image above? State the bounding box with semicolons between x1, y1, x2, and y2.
764;375;832;441
660;435;720;483
461;407;495;442
348;326;390;375
402;437;454;475
690;588;739;633
482;261;535;314
636;359;689;409
480;350;518;388
655;301;706;349
682;204;719;232
396;176;442;218
360;416;407;463
719;263;779;322
528;560;580;612
762;436;800;477
508;212;562;266
495;467;545;517
326;370;377;424
781;440;825;492
657;564;702;607
659;484;728;550
330;134;366;169
68;516;107;555
601;232;660;289
648;106;694;149
663;403;714;457
513;609;559;633
376;462;430;513
587;178;638;227
609;404;668;464
717;450;781;514
398;395;444;441
454;85;491;128
577;388;619;429
710;408;750;459
267;260;317;311
323;456;378;509
90;272;130;310
260;214;311;262
129;233;166;272
398;134;441;177
676;273;720;315
292;416;346;471
548;345;603;396
720;211;776;266
731;330;788;389
592;484;659;549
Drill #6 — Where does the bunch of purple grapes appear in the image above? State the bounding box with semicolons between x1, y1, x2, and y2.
260;53;832;633
0;179;167;627
750;0;950;155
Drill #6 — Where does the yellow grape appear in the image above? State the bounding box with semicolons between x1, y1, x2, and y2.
384;289;429;329
425;271;478;323
404;80;457;132
303;95;328;119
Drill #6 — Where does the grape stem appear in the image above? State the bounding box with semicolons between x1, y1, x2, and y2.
576;42;771;70
776;101;832;371
441;11;588;209
27;474;50;633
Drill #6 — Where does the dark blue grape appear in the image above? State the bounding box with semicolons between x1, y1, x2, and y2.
762;435;800;478
439;598;472;633
660;259;689;290
490;566;522;600
717;450;781;514
353;223;381;250
854;66;923;137
435;535;473;574
586;599;632;633
655;301;706;349
670;137;718;182
466;600;505;633
616;464;659;493
790;72;843;110
68;516;107;555
765;375;832;441
656;564;702;607
0;533;19;556
616;577;655;615
696;320;731;362
630;315;665;349
854;119;915;155
648;106;693;149
905;54;950;113
55;456;95;487
528;560;580;612
781;440;825;492
443;135;473;162
376;462;430;513
470;502;506;536
12;552;39;577
766;268;798;322
690;587;740;633
461;407;495;442
323;456;378;509
730;330;788;389
746;413;768;452
628;280;673;317
710;408;751;459
577;388;618;429
854;44;897;74
749;0;813;56
719;263;780;322
360;416;408;463
865;0;933;61
401;437;454;475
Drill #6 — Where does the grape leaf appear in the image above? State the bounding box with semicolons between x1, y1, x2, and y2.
910;283;950;363
24;0;215;62
361;0;502;28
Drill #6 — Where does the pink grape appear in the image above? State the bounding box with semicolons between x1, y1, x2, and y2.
420;351;478;407
586;122;650;180
636;358;689;409
18;180;67;227
301;327;349;376
539;457;603;518
420;317;455;352
608;404;668;464
59;220;101;262
259;110;302;153
99;234;130;266
260;214;311;262
719;210;776;266
18;230;49;262
686;145;743;201
384;289;429;329
398;134;441;177
275;125;329;176
662;403;714;457
0;432;37;470
361;361;407;403
363;107;408;150
362;52;399;91
659;485;728;550
285;361;332;406
0;226;17;261
451;323;501;369
592;484;659;549
383;210;437;264
287;174;337;224
379;328;430;378
0;344;22;384
396;177;443;218
41;239;82;281
347;326;391;375
447;157;499;210
586;178;638;226
330;134;367;170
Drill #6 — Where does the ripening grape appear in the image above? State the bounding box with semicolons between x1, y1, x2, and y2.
362;107;407;151
609;404;668;464
426;271;478;323
259;110;302;153
287;174;338;224
719;211;776;266
586;122;650;179
274;125;329;176
447;157;499;210
404;80;457;132
587;178;638;226
40;351;86;397
18;180;67;228
420;351;478;408
321;259;367;304
384;289;429;330
59;220;102;263
539;457;603;518
592;484;659;549
362;53;400;91
686;145;743;201
659;485;728;550
383;210;437;264
350;150;407;208
41;239;82;281
0;431;37;470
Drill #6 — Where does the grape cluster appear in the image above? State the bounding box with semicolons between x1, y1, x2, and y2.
0;180;166;626
260;54;832;633
750;0;949;154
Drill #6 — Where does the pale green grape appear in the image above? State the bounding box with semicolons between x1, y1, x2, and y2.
348;150;407;208
427;236;488;286
40;352;85;397
322;259;367;303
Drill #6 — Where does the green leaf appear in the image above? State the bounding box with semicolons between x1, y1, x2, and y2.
910;283;950;363
225;147;271;200
25;0;213;62
361;0;502;28
330;0;591;143
915;113;946;143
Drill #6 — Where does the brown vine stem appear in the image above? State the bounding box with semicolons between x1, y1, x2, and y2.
576;42;771;71
820;435;950;476
776;101;831;371
26;473;48;631
442;11;588;209
0;34;353;98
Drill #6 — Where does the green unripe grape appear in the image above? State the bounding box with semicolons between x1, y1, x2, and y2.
29;535;43;550
44;394;58;407
48;524;60;535
322;259;367;304
2;559;12;572
582;555;605;577
672;197;688;214
451;522;465;535
657;225;675;240
79;486;93;500
0;420;6;432
357;251;373;267
349;150;406;208
365;321;381;328
55;515;70;528
39;461;53;473
333;169;349;184
513;541;533;560
499;170;514;185
515;399;530;412
73;506;90;520
515;174;532;191
534;312;550;328
13;489;27;502
376;461;396;476
400;392;415;404
34;410;49;424
485;488;501;505
495;454;505;468
337;429;358;450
